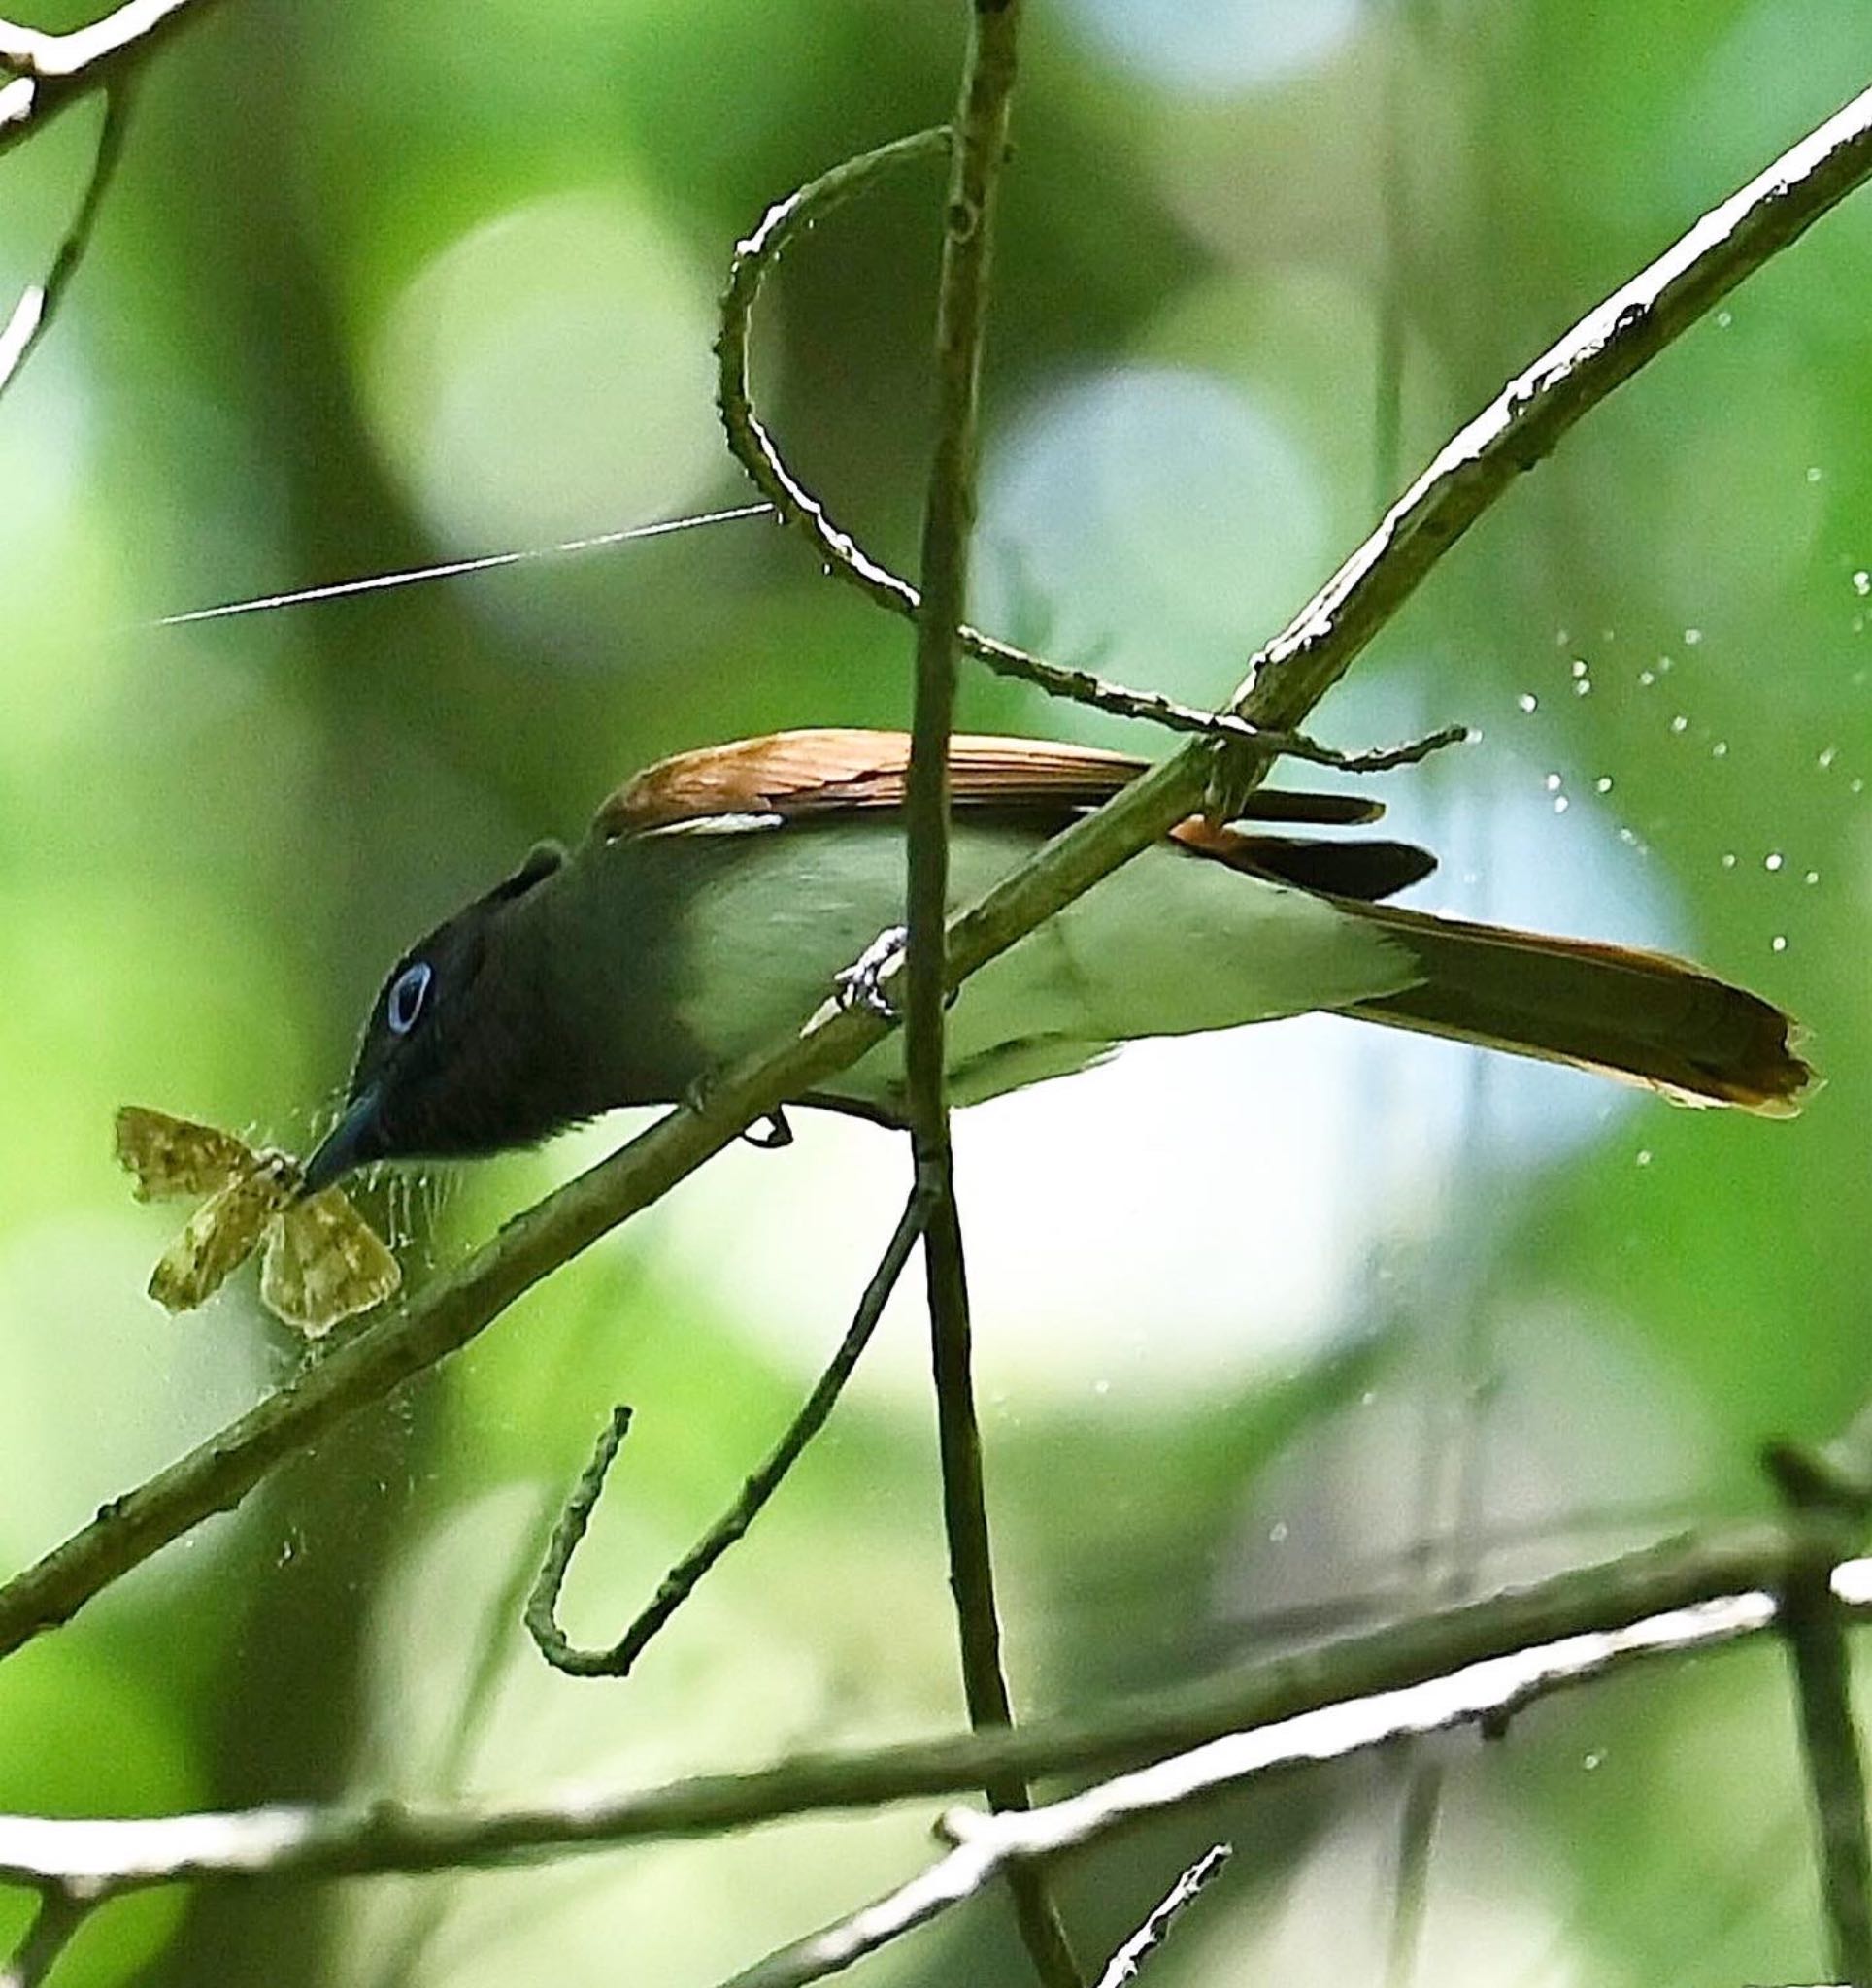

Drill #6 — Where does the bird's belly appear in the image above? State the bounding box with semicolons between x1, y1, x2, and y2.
644;819;1414;1116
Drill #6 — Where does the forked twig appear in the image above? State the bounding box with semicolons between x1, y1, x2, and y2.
525;1189;925;1677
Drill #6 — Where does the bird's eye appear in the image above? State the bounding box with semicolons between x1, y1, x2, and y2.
387;962;433;1037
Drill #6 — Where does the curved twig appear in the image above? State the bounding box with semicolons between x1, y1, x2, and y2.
715;124;1463;779
524;1188;925;1678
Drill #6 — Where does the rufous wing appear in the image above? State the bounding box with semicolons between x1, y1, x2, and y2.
593;729;1386;837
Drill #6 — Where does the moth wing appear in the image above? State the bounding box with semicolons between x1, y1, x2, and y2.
260;1190;401;1339
147;1164;290;1312
117;1106;257;1203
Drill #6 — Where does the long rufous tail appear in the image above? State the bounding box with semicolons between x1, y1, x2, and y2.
1337;900;1813;1115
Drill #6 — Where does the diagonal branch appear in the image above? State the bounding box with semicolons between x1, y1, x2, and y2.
1093;1844;1231;1988
4;72;1871;1672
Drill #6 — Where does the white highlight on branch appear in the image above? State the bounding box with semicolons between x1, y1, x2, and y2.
0;282;46;381
150;501;775;627
733;1586;1788;1985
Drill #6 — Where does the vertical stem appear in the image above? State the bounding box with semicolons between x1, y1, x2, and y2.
902;3;1078;1981
1782;1561;1872;1986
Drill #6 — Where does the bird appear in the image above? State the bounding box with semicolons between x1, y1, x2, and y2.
300;727;1812;1190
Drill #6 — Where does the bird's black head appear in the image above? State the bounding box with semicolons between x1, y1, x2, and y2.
303;842;567;1190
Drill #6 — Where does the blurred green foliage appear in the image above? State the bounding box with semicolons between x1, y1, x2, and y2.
1;1;1870;1983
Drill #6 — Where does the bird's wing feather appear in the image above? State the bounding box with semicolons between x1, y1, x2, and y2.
593;728;1384;836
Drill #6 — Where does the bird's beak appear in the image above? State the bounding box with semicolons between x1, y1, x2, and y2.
301;1086;384;1195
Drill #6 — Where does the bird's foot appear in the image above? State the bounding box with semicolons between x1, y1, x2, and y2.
742;1107;794;1151
835;925;908;1021
684;1074;796;1153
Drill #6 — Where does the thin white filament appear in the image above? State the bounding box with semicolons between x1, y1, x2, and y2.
150;501;775;628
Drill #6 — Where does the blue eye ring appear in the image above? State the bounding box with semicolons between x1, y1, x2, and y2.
387;961;433;1036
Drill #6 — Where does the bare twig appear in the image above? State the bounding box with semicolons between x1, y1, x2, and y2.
0;79;131;402
2;1531;1866;1905
725;1588;1798;1986
4;70;1870;1680
524;1188;924;1677
0;1887;91;1988
714;123;1463;777
901;6;1077;1982
1093;1844;1230;1988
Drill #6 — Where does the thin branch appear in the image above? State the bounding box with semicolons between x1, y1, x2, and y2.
714;122;1463;777
1093;1844;1230;1988
724;1588;1797;1986
903;6;1076;1981
0;1887;91;1988
4;68;1870;1673
0;0;217;149
1774;1447;1872;1988
1;1529;1864;1902
0;79;132;403
524;1188;924;1677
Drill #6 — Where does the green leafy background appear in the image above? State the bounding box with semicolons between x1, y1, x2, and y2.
0;1;1868;1981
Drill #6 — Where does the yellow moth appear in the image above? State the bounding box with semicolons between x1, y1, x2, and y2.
115;1106;400;1338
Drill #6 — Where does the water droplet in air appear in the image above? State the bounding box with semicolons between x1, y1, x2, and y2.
1517;692;1538;713
1764;852;1784;872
